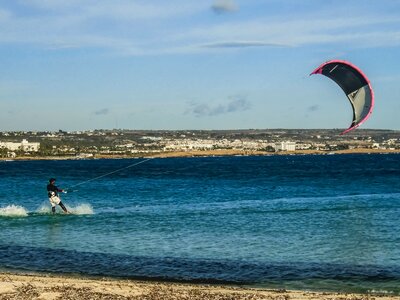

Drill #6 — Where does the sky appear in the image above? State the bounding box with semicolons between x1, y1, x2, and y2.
0;0;399;131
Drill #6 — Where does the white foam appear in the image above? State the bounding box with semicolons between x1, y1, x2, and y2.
35;202;94;215
369;289;394;295
36;203;52;214
0;205;28;217
67;203;94;215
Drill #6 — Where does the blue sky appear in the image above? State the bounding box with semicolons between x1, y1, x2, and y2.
0;0;399;131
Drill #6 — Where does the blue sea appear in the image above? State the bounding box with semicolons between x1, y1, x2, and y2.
0;154;399;294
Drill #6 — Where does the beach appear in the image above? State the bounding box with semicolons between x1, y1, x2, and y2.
1;272;400;300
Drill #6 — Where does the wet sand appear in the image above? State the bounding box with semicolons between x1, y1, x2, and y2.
0;272;399;300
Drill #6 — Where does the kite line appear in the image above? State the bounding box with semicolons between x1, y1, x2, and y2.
65;157;155;191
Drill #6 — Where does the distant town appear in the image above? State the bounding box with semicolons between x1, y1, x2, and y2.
0;129;399;159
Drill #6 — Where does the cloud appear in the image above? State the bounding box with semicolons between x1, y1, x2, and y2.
94;108;110;116
200;41;290;48
0;8;12;21
19;1;203;21
211;0;238;14
180;14;400;54
308;105;319;112
226;97;251;112
187;97;251;117
0;2;400;55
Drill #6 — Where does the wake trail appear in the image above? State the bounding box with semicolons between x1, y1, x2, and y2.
0;203;94;217
0;205;28;217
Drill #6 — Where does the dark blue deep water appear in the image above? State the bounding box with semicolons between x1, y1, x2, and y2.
1;154;399;294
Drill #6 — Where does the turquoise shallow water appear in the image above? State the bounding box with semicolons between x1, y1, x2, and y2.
0;154;399;294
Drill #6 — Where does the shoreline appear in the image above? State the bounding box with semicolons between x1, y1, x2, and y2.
1;272;399;300
1;148;399;161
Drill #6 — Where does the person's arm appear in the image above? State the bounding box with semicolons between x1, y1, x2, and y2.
54;185;64;193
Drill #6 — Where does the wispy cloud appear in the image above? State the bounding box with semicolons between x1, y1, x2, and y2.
211;0;238;14
187;97;251;117
0;8;11;20
200;41;290;48
94;108;110;116
308;105;320;112
186;16;400;49
374;75;400;83
19;1;203;21
0;2;399;55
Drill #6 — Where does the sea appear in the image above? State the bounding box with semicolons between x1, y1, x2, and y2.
0;154;399;295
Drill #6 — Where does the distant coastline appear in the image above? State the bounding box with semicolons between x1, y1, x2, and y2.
1;129;399;161
1;148;399;161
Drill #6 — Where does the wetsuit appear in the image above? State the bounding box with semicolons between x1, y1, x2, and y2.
47;184;68;213
47;184;62;197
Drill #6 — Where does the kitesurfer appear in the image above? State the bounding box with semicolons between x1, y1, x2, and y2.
47;178;69;214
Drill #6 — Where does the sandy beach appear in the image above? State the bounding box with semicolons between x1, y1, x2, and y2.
0;272;399;300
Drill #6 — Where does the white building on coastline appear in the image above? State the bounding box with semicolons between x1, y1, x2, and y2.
275;141;296;151
0;139;40;152
162;138;271;152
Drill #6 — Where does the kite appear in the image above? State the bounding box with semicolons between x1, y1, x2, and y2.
310;60;374;134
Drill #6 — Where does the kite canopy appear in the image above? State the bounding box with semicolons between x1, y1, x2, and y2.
310;60;374;134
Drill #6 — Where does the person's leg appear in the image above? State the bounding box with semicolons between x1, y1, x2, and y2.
49;198;56;214
59;202;68;213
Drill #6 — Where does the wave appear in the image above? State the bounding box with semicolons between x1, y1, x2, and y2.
36;203;94;215
0;203;94;217
94;192;400;216
0;205;28;217
67;203;94;215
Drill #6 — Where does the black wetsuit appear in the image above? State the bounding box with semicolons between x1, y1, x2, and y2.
47;183;67;213
47;184;62;197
